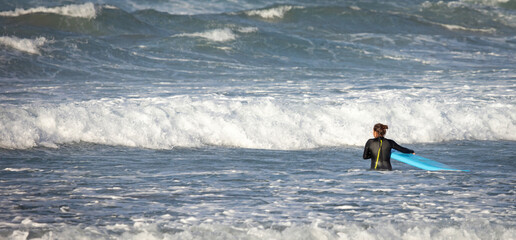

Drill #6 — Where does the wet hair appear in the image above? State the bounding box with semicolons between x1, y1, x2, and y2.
373;123;388;137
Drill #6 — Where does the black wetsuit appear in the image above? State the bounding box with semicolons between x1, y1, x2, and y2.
363;137;414;170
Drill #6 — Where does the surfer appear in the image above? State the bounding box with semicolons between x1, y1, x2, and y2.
363;123;414;170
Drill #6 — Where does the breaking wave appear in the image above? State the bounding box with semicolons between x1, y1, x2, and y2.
1;96;514;150
174;27;258;42
2;218;515;240
176;28;237;42
244;5;303;19
0;36;47;55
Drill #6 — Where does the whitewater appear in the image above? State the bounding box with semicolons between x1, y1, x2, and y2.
1;95;515;150
1;0;515;239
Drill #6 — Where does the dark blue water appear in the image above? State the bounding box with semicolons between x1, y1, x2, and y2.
1;0;515;239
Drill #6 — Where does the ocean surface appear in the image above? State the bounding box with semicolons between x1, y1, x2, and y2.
1;0;515;239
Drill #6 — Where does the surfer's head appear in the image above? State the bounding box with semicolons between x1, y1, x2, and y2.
373;123;388;137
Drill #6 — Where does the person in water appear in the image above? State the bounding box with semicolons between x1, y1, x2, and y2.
363;123;415;170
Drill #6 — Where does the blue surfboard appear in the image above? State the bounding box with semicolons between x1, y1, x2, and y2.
391;151;469;172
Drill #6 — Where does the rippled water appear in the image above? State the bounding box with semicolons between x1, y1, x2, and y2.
1;141;515;239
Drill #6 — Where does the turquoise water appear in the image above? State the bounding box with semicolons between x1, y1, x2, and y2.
1;0;515;239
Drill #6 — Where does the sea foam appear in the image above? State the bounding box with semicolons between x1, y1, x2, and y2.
0;96;514;150
3;219;514;240
0;36;47;55
177;28;237;42
175;27;257;42
0;2;97;19
245;5;303;19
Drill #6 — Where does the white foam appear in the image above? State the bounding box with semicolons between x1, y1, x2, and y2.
0;95;514;150
237;27;259;33
126;0;256;15
420;0;516;30
0;36;47;55
0;2;97;19
423;0;509;9
8;230;28;240
3;220;515;240
461;0;510;6
245;6;303;19
176;28;237;42
3;168;38;172
438;22;496;34
21;218;48;227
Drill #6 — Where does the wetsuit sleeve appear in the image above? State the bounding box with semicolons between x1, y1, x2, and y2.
363;139;372;159
390;140;414;154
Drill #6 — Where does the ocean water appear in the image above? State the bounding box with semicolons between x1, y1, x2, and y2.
0;0;515;239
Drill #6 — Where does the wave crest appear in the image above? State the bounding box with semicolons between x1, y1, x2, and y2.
175;27;257;42
177;28;237;42
0;2;97;19
244;5;303;19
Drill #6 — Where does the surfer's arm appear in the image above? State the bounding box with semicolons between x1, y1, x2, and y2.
363;139;372;159
391;140;414;154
